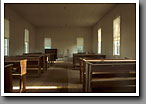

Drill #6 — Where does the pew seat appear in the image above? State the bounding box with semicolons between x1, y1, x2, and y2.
80;58;136;93
87;63;136;93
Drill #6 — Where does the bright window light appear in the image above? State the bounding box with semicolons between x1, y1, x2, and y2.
113;16;120;55
4;19;10;56
98;28;101;54
44;38;51;49
77;37;84;53
24;29;29;53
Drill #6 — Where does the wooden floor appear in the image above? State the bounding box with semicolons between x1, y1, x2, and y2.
12;61;82;93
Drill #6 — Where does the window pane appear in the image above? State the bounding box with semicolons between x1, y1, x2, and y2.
44;38;51;49
4;19;10;38
77;46;83;53
25;42;29;53
25;29;29;42
77;37;84;53
113;16;120;55
77;37;83;46
98;28;101;54
24;29;29;53
4;38;9;56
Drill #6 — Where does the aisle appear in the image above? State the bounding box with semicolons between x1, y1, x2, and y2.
12;61;82;93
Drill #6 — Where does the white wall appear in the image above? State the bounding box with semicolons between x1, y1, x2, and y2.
5;4;136;59
4;6;36;56
92;4;136;59
36;27;92;57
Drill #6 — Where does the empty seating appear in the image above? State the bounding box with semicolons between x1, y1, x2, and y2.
4;64;13;93
5;58;27;92
23;53;48;72
73;53;106;69
80;59;136;93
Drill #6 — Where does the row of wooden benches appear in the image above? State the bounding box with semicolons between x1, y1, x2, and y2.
4;53;56;93
73;53;106;69
73;53;136;93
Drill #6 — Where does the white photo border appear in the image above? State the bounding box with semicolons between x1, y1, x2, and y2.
1;0;139;96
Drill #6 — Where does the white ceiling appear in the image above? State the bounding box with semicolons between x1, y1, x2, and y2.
6;4;116;27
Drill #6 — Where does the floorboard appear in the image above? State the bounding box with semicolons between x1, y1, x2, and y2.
12;61;82;93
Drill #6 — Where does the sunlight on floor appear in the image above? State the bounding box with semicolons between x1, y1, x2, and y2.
54;61;65;63
13;86;62;90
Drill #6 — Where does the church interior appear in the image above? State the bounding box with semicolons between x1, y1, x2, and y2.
4;3;136;93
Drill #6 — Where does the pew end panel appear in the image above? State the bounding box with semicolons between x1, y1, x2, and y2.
4;64;13;93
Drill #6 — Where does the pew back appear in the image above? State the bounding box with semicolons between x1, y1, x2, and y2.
85;61;136;93
5;56;42;76
73;54;106;69
80;59;136;92
5;57;27;75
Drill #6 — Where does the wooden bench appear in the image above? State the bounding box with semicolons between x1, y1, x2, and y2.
80;58;132;83
5;58;27;93
46;53;55;65
6;56;42;77
20;56;42;77
73;54;106;69
4;64;13;93
23;53;48;72
23;52;57;68
81;59;136;93
45;49;57;61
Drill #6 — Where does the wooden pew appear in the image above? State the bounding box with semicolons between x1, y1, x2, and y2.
23;52;56;68
6;56;42;77
73;54;106;69
5;58;27;93
45;49;57;61
44;53;57;66
80;58;130;83
46;53;55;65
23;53;48;72
18;56;42;77
80;59;136;93
4;64;13;93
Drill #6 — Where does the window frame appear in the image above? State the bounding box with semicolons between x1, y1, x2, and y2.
4;18;10;56
113;16;121;56
24;41;29;53
98;28;102;54
4;37;9;56
24;29;29;53
44;38;51;49
77;37;84;53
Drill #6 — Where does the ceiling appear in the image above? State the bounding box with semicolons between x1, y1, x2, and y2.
6;3;116;27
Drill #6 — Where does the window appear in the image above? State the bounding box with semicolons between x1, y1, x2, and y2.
24;29;29;53
77;37;84;53
4;38;9;56
113;16;120;55
4;19;10;56
44;38;51;49
98;28;101;54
